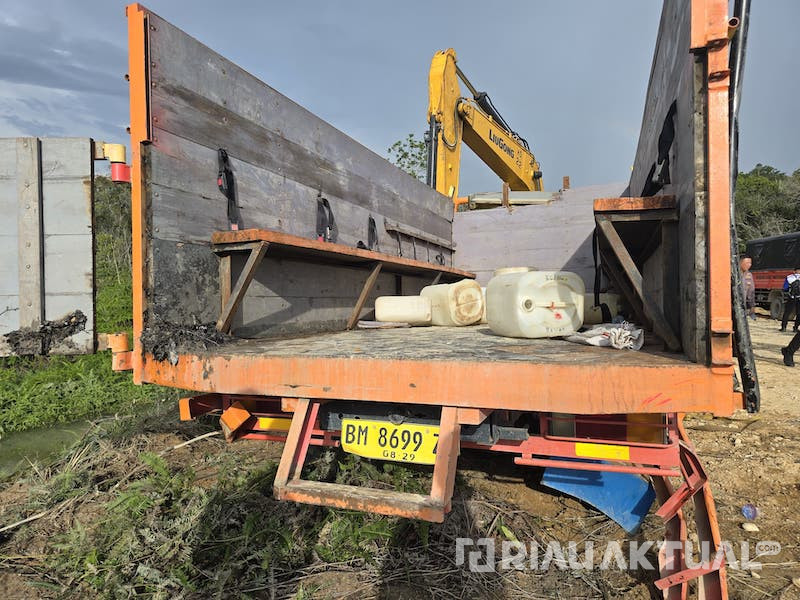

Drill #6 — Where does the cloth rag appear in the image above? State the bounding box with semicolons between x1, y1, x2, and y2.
565;322;644;350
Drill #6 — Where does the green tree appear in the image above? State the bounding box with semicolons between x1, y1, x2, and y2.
387;133;427;181
735;163;800;248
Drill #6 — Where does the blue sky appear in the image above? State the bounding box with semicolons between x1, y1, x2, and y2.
0;1;796;192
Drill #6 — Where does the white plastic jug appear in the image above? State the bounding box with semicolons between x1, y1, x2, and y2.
583;293;623;325
375;296;432;325
486;271;585;338
420;279;483;326
493;267;531;277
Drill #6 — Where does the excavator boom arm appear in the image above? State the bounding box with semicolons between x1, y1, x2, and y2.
427;48;542;201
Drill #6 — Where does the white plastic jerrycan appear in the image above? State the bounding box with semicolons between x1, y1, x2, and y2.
375;296;432;326
420;279;483;326
583;293;623;325
486;271;585;338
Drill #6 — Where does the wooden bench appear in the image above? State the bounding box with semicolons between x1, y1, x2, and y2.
210;228;474;333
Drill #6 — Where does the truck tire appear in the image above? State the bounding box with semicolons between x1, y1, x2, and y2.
770;293;784;320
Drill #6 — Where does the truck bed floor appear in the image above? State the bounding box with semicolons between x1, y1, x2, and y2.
206;325;691;367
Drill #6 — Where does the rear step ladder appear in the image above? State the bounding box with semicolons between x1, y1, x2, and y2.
273;399;461;523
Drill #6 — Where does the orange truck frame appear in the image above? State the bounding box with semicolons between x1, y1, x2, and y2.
113;2;748;598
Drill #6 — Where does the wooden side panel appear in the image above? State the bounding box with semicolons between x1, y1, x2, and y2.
233;255;429;337
629;0;707;362
452;183;626;288
140;10;454;335
0;137;95;356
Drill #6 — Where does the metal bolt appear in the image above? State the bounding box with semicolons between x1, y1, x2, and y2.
26;264;31;270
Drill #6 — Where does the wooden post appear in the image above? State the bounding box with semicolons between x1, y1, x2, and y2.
219;254;231;313
597;218;681;351
599;248;652;329
346;262;383;330
216;241;269;333
429;406;460;511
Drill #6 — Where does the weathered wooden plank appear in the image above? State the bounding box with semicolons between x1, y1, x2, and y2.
231;256;428;337
148;87;452;244
347;262;382;330
601;209;678;223
146;11;451;223
136;6;460;340
597;218;680;351
219;254;231;314
211;229;470;279
453;183;625;287
16;137;44;330
149;239;220;325
217;241;269;333
661;221;681;339
597;219;644;297
213;325;696;367
628;0;706;362
599;248;651;329
594;195;676;212
149;173;434;262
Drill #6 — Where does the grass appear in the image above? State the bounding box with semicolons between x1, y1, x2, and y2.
0;354;174;435
0;265;178;435
0;405;451;598
0;179;180;435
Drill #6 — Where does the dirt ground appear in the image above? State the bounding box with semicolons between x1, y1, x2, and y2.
1;314;799;599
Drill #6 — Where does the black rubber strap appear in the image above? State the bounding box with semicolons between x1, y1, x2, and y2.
592;228;613;323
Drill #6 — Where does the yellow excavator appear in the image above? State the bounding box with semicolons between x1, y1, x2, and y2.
426;48;543;205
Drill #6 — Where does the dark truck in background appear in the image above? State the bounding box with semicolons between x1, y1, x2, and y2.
747;232;800;318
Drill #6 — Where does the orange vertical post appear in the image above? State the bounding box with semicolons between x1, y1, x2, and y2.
126;4;151;384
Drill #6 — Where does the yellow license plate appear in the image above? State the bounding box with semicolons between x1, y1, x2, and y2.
341;419;439;465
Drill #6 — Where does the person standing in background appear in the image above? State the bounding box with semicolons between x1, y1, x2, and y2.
780;266;800;332
781;331;800;367
740;256;756;322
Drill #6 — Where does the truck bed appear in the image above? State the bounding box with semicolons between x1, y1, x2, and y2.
140;325;735;417
211;325;688;366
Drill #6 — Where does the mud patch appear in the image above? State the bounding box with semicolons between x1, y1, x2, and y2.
4;310;87;356
140;321;232;364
